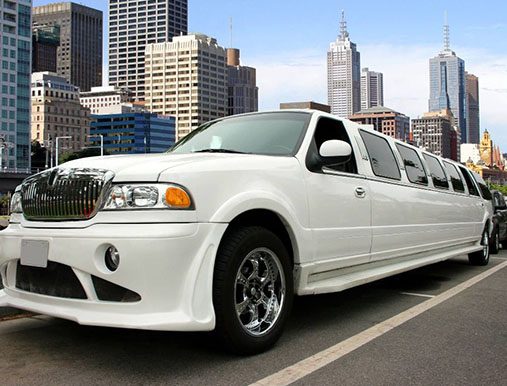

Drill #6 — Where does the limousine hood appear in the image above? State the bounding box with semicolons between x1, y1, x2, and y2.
59;152;297;182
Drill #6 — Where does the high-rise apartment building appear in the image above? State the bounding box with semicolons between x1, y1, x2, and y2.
145;34;227;140
80;86;133;115
32;25;60;73
108;0;188;101
33;2;103;92
0;0;32;171
31;72;91;162
428;21;467;143
226;48;258;116
360;68;383;110
412;109;455;159
349;106;409;141
327;11;361;118
466;72;480;144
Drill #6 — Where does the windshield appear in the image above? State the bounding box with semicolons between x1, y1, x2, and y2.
169;112;311;156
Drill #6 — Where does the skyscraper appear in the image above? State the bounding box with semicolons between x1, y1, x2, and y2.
144;34;227;140
32;2;103;92
360;68;384;110
428;20;467;143
327;11;361;118
32;25;60;73
226;48;258;116
0;0;32;171
108;0;188;101
466;72;480;144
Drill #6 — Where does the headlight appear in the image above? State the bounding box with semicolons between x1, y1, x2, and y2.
10;190;22;214
102;184;193;210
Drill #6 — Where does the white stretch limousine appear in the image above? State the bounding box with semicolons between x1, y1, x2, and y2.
0;110;493;353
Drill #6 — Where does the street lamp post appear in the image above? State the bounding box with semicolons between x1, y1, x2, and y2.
55;136;72;167
0;137;14;171
86;134;103;156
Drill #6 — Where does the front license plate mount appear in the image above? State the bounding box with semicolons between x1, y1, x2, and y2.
20;239;49;268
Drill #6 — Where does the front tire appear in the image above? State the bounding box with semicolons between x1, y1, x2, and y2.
213;226;293;355
469;228;490;266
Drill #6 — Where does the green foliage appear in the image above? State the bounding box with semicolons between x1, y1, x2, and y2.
489;183;507;196
59;147;104;164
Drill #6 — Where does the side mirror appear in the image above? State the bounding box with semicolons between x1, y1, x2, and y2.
319;140;352;159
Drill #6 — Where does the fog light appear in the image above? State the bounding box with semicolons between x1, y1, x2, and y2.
105;246;120;272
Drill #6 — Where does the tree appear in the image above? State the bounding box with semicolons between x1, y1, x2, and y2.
59;147;103;164
31;140;47;169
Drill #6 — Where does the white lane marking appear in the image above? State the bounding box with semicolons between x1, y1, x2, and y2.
400;292;436;298
251;260;507;386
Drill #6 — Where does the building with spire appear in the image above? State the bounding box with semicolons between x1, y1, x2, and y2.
466;72;480;144
327;11;361;118
428;16;467;143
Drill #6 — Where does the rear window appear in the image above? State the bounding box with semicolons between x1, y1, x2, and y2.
423;154;449;189
395;144;428;185
443;161;465;193
360;130;401;180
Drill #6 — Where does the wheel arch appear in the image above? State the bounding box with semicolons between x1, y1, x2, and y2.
220;208;299;267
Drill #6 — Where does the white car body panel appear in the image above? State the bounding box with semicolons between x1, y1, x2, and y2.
0;110;490;331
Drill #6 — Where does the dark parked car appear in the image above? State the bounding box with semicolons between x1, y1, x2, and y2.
490;190;507;254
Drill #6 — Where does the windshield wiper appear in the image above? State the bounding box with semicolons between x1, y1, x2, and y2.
193;148;247;154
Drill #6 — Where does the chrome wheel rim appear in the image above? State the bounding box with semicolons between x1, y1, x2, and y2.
482;231;489;258
234;247;285;337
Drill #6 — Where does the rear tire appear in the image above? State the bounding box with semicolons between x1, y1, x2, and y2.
469;228;490;266
490;227;500;255
213;226;293;355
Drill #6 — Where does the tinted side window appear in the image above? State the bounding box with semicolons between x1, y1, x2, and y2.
471;174;492;200
360;130;401;180
423;154;449;189
395;144;428;185
493;191;504;208
443;162;465;193
458;166;479;196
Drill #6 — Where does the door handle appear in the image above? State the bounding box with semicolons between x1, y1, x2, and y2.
355;187;366;198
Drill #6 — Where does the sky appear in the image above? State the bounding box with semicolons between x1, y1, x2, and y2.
33;0;507;151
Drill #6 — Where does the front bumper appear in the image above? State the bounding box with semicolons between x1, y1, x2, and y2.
0;222;228;331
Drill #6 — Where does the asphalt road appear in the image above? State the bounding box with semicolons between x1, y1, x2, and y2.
1;254;506;385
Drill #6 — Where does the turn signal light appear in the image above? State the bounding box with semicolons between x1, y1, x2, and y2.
165;187;192;209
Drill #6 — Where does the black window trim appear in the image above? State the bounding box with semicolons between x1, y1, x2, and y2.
359;129;401;181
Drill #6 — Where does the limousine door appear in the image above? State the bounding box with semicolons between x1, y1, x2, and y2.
303;117;372;267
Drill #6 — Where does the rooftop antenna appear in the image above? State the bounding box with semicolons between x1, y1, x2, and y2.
443;10;450;51
339;10;349;40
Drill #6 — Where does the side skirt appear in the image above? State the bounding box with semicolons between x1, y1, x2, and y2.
295;242;481;296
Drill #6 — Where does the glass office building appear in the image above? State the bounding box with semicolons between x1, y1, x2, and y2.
1;0;32;171
428;24;467;143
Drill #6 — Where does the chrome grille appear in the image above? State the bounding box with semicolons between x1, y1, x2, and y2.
21;168;114;221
